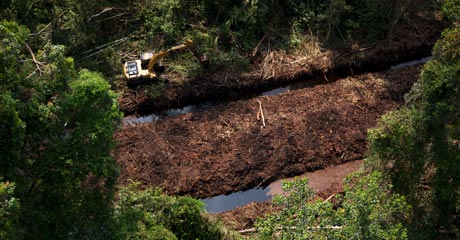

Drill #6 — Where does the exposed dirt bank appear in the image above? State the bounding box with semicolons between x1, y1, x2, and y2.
267;159;363;196
115;65;421;199
118;17;445;115
216;160;363;231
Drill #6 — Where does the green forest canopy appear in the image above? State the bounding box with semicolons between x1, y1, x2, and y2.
1;0;440;78
1;0;460;239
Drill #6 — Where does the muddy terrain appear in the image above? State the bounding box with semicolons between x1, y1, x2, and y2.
115;65;421;199
118;17;444;115
217;160;363;231
114;16;444;232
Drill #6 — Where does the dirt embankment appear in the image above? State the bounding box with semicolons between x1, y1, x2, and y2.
217;160;364;231
119;17;445;115
115;65;421;199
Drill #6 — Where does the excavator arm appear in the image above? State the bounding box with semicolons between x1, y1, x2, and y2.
123;39;208;87
147;39;208;77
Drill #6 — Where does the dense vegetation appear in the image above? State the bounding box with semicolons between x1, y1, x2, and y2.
256;172;411;239
255;1;460;239
1;0;459;239
0;0;439;80
0;19;228;240
366;6;460;238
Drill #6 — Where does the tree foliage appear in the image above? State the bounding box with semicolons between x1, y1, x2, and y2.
0;180;20;240
256;172;410;239
0;20;122;238
441;0;460;23
0;94;24;178
112;183;226;240
1;0;441;79
0;18;235;240
366;5;460;237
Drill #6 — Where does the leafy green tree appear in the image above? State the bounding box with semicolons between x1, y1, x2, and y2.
0;20;30;92
112;183;226;240
0;180;20;240
0;94;25;178
366;7;460;237
24;69;122;238
0;20;122;238
256;172;410;239
441;0;460;23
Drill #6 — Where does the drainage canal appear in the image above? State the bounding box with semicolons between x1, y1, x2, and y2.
123;72;339;126
202;188;272;213
202;160;363;213
123;56;430;127
390;56;431;70
123;57;431;213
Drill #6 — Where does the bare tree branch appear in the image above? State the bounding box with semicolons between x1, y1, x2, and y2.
87;7;114;23
25;43;45;77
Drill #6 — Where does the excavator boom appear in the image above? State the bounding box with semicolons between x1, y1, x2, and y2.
123;39;208;87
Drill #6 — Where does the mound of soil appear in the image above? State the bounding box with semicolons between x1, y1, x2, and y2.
118;17;445;115
115;65;421;199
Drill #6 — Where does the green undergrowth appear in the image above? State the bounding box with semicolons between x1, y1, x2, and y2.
255;172;411;239
112;183;241;240
1;1;459;239
1;0;443;81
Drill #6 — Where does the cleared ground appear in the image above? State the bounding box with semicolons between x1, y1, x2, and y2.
115;65;421;199
113;16;445;232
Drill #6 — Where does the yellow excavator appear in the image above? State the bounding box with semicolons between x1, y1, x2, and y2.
123;39;208;87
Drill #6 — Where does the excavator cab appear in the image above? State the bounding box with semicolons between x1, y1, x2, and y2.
126;62;138;76
123;39;208;87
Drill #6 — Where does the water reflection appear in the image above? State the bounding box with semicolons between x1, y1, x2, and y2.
390;57;431;70
262;86;290;96
123;115;160;125
123;102;214;126
203;160;363;213
123;57;430;126
124;73;338;126
202;187;271;213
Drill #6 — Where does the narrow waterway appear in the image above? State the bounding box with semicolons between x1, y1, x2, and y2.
123;72;339;126
122;57;430;213
123;57;430;127
203;160;363;213
390;56;431;70
202;188;271;213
